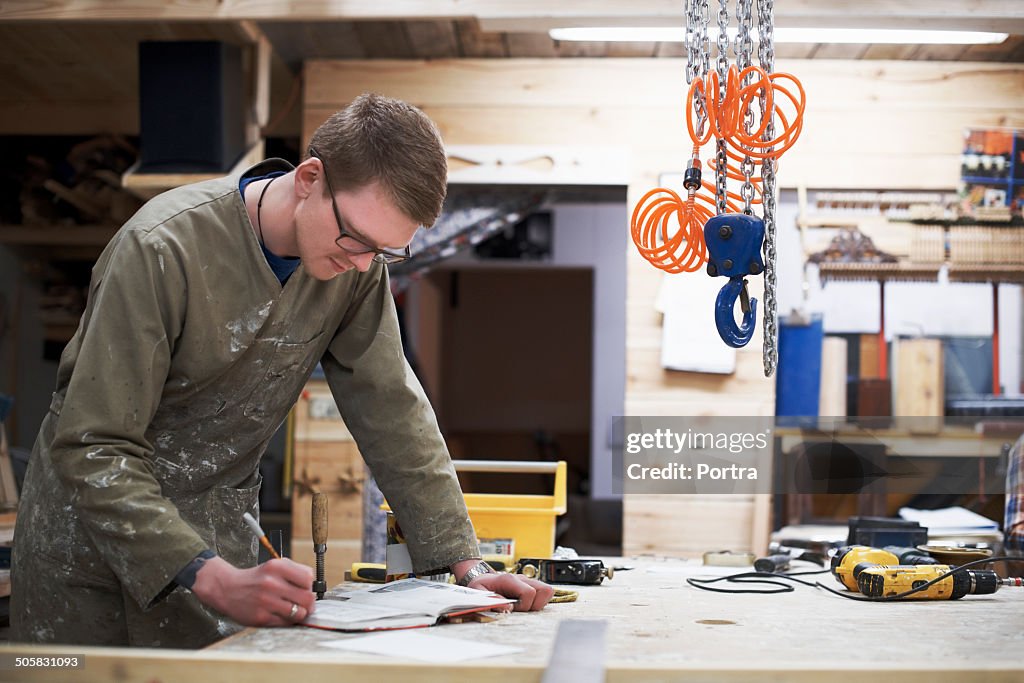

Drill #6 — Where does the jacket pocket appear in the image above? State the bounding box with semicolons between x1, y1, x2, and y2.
210;473;263;569
242;332;325;421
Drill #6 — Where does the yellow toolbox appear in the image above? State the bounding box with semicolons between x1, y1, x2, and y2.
384;460;566;562
457;460;567;561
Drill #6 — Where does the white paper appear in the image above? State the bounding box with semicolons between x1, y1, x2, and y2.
303;598;436;631
302;578;515;631
657;272;737;375
899;506;999;533
319;630;522;663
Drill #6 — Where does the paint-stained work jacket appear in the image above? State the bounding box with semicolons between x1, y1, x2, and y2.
12;160;477;646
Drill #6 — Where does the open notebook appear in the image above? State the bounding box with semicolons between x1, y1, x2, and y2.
302;578;515;632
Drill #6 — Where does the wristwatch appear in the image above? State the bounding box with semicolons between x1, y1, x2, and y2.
456;560;495;587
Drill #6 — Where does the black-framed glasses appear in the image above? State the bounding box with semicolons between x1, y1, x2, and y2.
308;147;412;265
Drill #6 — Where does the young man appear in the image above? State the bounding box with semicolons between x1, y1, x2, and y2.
12;93;552;648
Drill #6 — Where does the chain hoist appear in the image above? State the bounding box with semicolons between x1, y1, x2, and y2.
629;0;805;376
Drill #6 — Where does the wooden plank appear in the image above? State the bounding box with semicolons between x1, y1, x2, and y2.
454;19;506;58
819;336;848;417
0;425;15;507
654;41;685;58
749;493;772;557
291;442;364;542
915;44;969;62
504;32;557;58
293;380;353;442
304;59;1024;109
605;42;657;58
354;20;414;59
772;44;818;60
305;106;1024;158
960;36;1023;62
860;44;920;61
623;496;756;557
121;142;265;192
859;334;881;380
3;0;1022;30
627;347;770;397
406;20;460;59
894;338;944;420
554;40;608;58
811;43;869;60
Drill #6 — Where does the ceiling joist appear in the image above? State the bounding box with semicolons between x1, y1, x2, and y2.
1;0;1022;36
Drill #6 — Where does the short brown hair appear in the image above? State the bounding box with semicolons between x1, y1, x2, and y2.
308;93;448;227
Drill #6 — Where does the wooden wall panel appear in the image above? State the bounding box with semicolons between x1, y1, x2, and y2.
302;58;1024;557
623;496;757;558
894;338;944;419
304;59;1024;192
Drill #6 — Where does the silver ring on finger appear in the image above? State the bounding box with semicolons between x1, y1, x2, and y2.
289;603;299;619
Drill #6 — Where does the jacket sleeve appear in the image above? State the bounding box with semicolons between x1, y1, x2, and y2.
321;264;479;573
48;228;210;609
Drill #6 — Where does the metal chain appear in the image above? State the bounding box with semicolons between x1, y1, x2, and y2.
757;0;778;377
714;0;730;215
736;0;756;215
686;0;698;84
699;0;711;83
686;0;709;140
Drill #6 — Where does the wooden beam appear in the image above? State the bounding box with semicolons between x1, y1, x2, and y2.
1;0;1020;35
303;59;1024;109
235;20;273;142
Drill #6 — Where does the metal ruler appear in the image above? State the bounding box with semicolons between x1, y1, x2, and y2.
541;619;608;683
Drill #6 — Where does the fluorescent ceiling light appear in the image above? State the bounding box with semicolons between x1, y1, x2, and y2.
548;27;1008;45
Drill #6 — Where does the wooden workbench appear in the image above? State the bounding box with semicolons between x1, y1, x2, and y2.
3;557;1022;682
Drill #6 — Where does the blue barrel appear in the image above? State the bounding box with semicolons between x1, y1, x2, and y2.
775;314;823;418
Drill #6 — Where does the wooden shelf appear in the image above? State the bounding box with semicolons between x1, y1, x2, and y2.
947;264;1024;284
815;262;941;283
0;224;118;247
122;141;264;193
797;213;876;228
815;261;1024;285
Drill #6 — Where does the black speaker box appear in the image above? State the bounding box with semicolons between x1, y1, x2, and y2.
138;41;247;173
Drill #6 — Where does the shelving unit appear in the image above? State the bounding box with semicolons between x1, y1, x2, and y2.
0;224;118;247
121;141;265;196
960;129;1024;207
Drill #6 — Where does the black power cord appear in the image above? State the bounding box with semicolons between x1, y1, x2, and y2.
687;565;828;594
687;557;1021;601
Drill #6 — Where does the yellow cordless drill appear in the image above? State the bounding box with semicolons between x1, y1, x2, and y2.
831;545;1022;600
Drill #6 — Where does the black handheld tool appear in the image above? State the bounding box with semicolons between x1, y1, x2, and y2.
753;554;791;573
882;546;938;565
516;558;613;585
312;492;328;599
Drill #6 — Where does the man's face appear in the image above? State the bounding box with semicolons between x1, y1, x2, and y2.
297;178;419;281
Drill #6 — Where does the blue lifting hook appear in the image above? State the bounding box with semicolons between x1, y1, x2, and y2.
703;214;766;348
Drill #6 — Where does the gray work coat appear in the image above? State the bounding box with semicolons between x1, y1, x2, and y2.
12;160;477;648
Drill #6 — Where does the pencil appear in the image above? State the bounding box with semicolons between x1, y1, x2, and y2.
242;512;281;559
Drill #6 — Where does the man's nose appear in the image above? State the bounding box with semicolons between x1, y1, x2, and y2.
352;251;376;272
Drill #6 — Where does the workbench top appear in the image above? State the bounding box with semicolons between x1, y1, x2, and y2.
211;556;1024;678
4;557;1022;682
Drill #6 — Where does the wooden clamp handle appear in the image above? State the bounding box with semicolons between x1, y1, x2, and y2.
312;492;328;544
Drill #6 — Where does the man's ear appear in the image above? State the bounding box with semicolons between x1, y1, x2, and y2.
293;158;322;199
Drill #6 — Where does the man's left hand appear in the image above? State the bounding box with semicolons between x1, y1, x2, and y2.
468;572;554;611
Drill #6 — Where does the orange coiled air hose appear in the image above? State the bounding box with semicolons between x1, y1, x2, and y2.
631;64;805;273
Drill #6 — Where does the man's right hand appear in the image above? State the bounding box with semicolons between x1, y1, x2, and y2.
190;556;316;626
